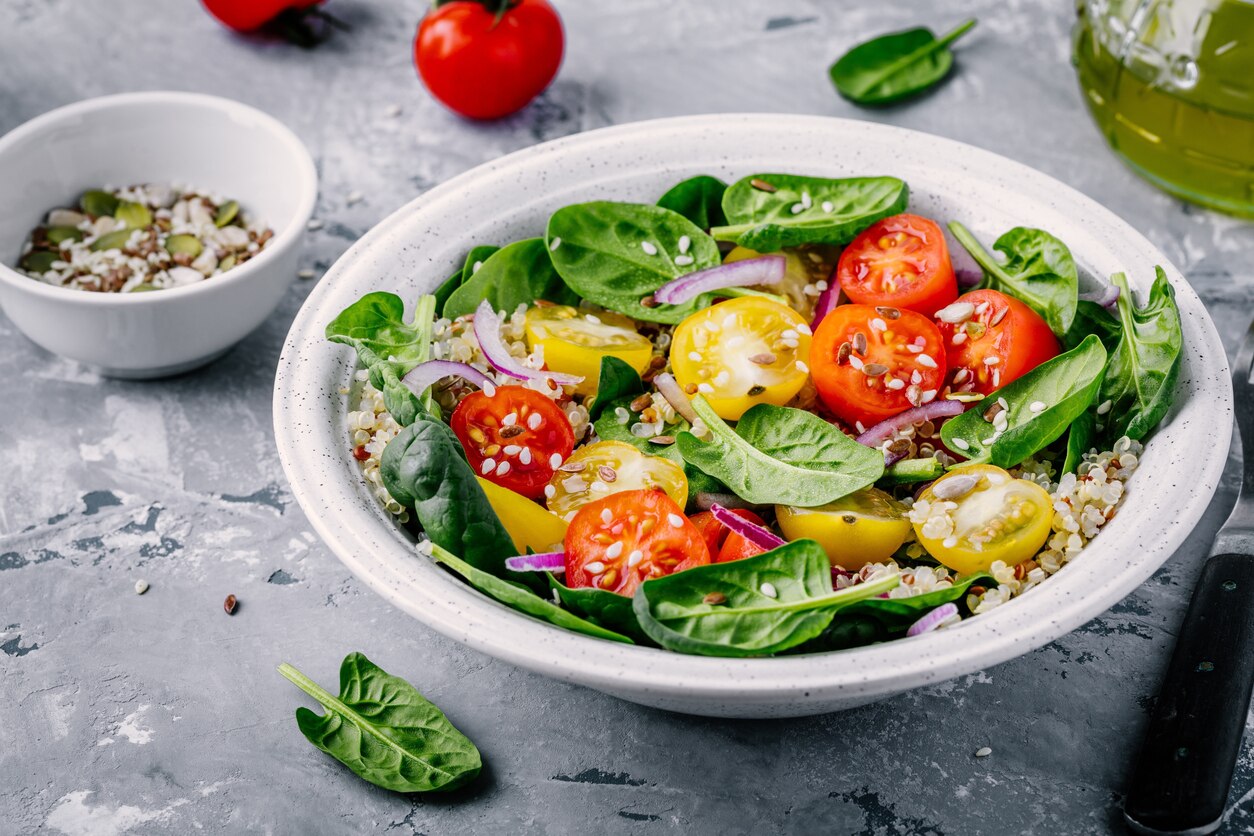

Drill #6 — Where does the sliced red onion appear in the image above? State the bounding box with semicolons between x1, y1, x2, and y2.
696;492;767;511
653;255;786;305
710;504;786;550
653;372;699;425
401;360;491;397
811;279;839;330
856;401;967;450
906;602;961;637
504;551;566;573
955;268;982;289
473;300;583;388
1079;283;1121;310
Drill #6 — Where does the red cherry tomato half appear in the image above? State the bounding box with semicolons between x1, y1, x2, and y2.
450;385;574;499
810;304;948;429
564;490;710;596
415;0;564;120
201;0;318;31
837;214;958;317
689;510;769;563
936;289;1061;396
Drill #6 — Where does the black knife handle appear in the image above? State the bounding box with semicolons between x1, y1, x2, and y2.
1126;554;1254;835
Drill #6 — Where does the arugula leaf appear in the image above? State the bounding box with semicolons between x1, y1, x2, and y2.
711;174;908;252
278;653;481;793
429;544;634;644
587;356;645;421
1095;268;1183;446
829;19;977;106
546;201;721;324
443;238;578;320
547;575;652;644
940;335;1108;468
380;415;520;581
677;398;884;506
656;175;728;229
948;221;1079;337
632;539;901;657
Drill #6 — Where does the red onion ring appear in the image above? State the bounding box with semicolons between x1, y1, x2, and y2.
955;268;982;289
710;504;785;550
653;255;786;305
504;551;566;573
906;602;960;637
856;401;967;451
811;279;839;330
473;300;582;388
1079;283;1121;310
401;360;490;397
653;372;699;425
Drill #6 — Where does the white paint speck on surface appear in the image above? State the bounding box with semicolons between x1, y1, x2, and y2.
45;790;187;836
115;705;154;745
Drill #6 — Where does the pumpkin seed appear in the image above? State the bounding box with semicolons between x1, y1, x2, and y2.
80;189;119;217
164;234;202;257
214;200;239;227
20;250;58;273
90;229;133;252
115;200;152;229
45;226;83;245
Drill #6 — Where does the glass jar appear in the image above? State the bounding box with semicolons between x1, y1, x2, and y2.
1073;0;1254;217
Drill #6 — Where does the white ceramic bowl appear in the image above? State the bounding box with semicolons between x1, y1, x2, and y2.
274;115;1230;718
0;92;317;378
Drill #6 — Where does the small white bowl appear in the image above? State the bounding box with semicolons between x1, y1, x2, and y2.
0;92;317;378
275;115;1230;718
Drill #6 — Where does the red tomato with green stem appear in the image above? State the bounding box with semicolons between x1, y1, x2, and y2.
415;0;564;120
837;214;958;317
450;385;574;499
935;289;1060;395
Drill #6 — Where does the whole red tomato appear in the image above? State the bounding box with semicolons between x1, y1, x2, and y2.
415;0;564;120
202;0;319;31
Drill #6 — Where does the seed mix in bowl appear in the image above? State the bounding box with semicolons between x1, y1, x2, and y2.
17;184;273;293
327;170;1183;657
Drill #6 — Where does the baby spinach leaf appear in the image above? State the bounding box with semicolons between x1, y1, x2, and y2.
433;268;462;314
1096;268;1182;446
587;356;645;421
829;19;977;106
1063;410;1095;474
657;175;728;229
546;201;720;324
948;221;1079;337
878;456;945;487
429;544;633;644
278;653;481;793
940;335;1107;469
443;238;578;320
1063;299;1122;351
381;416;521;581
632;539;901;657
677;398;884;506
547;575;652;644
711;174;908;252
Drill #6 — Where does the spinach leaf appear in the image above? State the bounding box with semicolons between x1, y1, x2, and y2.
434;245;500;315
461;244;500;283
429;544;634;644
1063;410;1095;474
546;201;720;324
632;539;901;656
829;19;977;106
547;575;652;645
711;174;908;252
677;398;884;506
1063;299;1122;351
657;175;728;229
878;456;945;487
380;416;520;580
327;293;436;427
948;221;1079;337
587;356;644;421
443;238;578;320
278;653;481;793
940;335;1107;469
1095;268;1183;446
433;268;462;314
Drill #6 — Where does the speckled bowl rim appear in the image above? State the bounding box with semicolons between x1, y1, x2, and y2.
0;91;317;307
274;114;1230;711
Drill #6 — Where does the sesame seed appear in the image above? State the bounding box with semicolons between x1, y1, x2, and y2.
698;383;715;394
822;200;834;213
520;448;533;464
983;356;1001;366
975;747;992;758
790;203;805;215
921;389;938;403
952;332;968;345
585;314;602;325
590;480;609;492
675;254;694;266
953;369;970;384
796;360;810;374
502;412;518;426
906;344;924;353
347;191;365;205
723;313;738;328
886;378;905;390
849;356;865;371
780;338;799;349
472;261;484;274
601;508;613;524
585;561;605;574
782;329;799;340
606;542;623;559
668;513;684;528
998;397;1009;411
760;582;779;598
855;421;867;434
614;407;630;425
503;444;521;456
943;537;958;548
549;453;563;468
991;306;1009;326
627;550;644;567
549;237;562;251
713;370;730;386
816;280;829;291
544;485;556;499
678;235;691;254
384;103;402;117
496;460;511;475
1029;401;1046;413
982;435;998;445
801;191;812;209
297;268;316;279
688;351;702;362
307;219;324;231
975;302;990;315
796;323;812;336
641;241;658;255
992;370;1001;387
1097;400;1112;415
951;438;970;451
936;301;975;323
483;381;497;398
134;579;149;595
871;317;888;332
481;458;496;475
528;413;543;430
917;354;938;368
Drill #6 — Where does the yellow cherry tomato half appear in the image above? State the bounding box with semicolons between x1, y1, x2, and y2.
912;464;1053;575
670;296;813;421
477;476;568;554
724;245;840;320
524;305;652;396
776;487;911;571
545;440;687;519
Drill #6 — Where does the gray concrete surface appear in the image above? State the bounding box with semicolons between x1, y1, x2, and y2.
3;0;1253;833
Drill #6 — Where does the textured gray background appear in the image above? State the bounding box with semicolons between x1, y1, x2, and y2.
3;0;1253;833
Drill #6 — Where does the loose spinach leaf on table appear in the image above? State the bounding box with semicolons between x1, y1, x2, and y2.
632;539;901;657
711;174;908;252
443;238;579;320
429;544;634;644
657;175;728;229
940;335;1107;469
677;398;884;506
278;652;481;793
587;356;645;421
547;574;652;644
829;19;977;106
1095;268;1183;446
948;221;1079;337
327;293;437;427
546;201;720;324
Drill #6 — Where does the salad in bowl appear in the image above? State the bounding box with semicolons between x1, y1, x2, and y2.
327;171;1181;658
